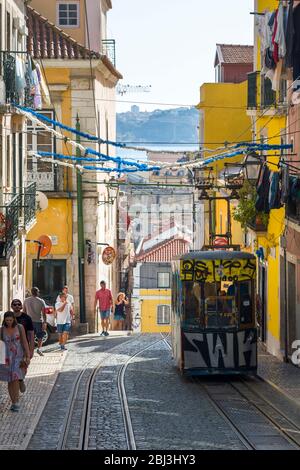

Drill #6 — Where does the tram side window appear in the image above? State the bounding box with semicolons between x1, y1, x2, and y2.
239;281;253;325
183;282;205;327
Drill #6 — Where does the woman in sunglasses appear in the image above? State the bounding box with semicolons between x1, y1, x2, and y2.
0;311;31;412
11;299;35;393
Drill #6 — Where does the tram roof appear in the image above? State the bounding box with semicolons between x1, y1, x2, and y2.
175;250;256;261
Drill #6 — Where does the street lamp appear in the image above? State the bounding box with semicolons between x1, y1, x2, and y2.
223;163;244;199
194;167;214;200
243;151;262;185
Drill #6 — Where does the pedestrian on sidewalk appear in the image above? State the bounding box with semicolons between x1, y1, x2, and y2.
0;312;31;412
23;287;47;356
94;281;113;337
11;299;34;394
55;292;74;351
56;286;75;317
114;293;129;331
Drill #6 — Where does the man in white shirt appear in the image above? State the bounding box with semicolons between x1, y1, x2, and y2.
56;286;75;317
55;292;74;351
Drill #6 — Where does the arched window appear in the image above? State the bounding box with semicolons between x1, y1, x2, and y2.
157;305;171;325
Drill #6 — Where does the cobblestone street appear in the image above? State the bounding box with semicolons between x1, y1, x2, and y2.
1;333;300;451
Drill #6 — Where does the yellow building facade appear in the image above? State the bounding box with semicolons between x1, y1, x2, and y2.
139;289;171;334
197;78;252;247
246;0;287;357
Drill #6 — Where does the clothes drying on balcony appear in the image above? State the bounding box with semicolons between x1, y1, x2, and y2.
256;1;300;92
255;165;271;214
269;171;283;210
281;165;290;204
2;53;49;108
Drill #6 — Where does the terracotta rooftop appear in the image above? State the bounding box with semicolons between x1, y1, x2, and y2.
215;44;254;65
136;238;189;263
26;5;122;78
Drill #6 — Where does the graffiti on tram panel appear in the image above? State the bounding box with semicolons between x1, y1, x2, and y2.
183;330;257;369
180;258;256;283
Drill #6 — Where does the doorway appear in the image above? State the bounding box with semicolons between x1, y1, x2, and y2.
32;259;66;306
258;265;267;342
288;262;296;356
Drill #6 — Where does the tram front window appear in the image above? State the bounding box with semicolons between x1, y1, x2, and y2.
204;282;237;329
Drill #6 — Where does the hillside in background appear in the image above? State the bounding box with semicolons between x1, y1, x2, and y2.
117;106;199;143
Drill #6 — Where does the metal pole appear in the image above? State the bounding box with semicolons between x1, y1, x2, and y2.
282;234;288;363
76;116;86;324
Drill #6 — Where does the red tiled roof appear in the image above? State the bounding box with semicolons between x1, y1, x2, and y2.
215;44;253;65
26;5;122;78
136;238;189;263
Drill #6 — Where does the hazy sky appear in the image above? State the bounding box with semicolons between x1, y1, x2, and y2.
108;0;254;113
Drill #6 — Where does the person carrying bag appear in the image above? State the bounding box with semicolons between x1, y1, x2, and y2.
0;311;31;412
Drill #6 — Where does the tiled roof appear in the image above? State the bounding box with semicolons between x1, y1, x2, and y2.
215;44;253;65
26;5;122;78
27;5;100;60
136;238;189;263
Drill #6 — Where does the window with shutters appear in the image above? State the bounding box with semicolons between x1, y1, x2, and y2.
157;305;171;325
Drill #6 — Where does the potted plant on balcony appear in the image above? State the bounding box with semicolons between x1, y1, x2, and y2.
0;212;6;258
232;180;269;231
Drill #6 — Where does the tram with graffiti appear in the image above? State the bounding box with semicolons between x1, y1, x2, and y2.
171;250;257;375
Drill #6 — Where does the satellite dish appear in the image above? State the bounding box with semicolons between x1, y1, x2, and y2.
37;235;52;258
36;191;48;212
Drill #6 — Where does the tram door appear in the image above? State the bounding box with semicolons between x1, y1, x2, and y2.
32;259;66;305
258;265;267;343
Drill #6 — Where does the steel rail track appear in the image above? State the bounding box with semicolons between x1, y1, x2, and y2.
162;337;255;449
232;377;300;448
161;336;300;450
117;333;172;450
57;335;138;450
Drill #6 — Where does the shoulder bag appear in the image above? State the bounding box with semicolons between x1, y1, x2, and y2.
0;326;6;365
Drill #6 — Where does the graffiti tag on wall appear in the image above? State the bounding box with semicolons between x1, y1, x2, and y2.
180;258;256;283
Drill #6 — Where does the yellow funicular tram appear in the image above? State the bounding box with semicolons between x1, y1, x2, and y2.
171;249;257;375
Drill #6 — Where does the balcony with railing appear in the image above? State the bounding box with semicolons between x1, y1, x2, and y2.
0;183;36;261
24;182;37;228
102;39;116;67
0;194;22;259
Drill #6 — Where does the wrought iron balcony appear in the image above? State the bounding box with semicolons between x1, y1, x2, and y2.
0;183;37;259
24;182;36;228
102;39;116;67
0;194;22;259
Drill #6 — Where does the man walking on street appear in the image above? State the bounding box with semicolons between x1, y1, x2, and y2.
94;281;113;337
11;299;35;393
23;287;47;356
55;292;74;351
56;286;75;317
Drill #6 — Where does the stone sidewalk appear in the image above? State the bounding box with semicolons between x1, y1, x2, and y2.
258;343;300;407
0;347;67;450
